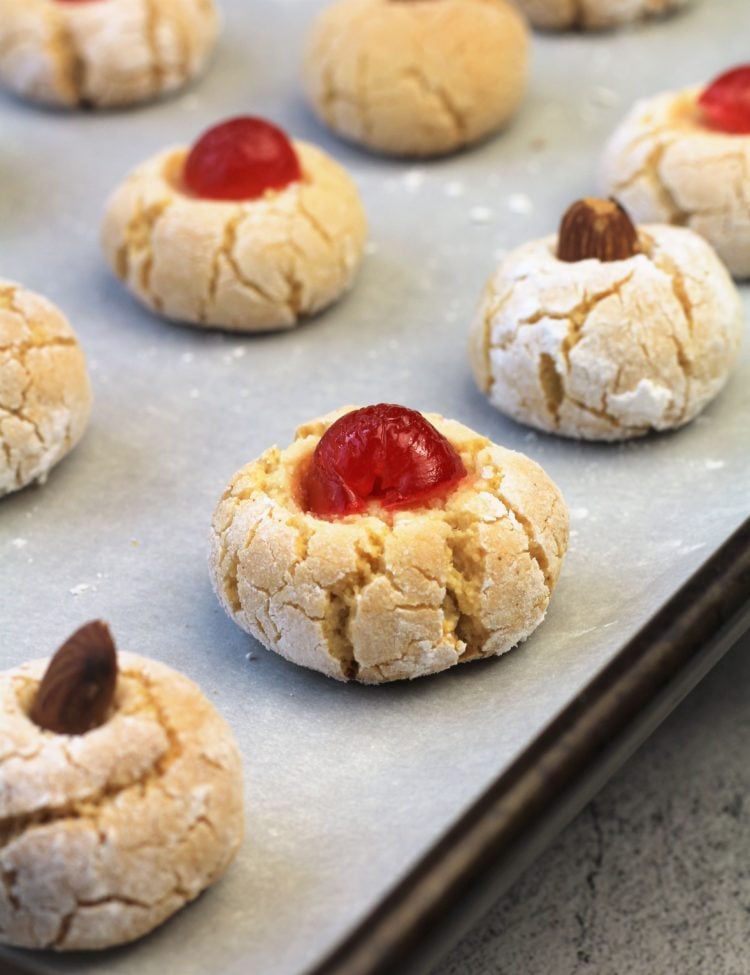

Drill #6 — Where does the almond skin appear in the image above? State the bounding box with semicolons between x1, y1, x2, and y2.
29;621;118;735
557;197;640;263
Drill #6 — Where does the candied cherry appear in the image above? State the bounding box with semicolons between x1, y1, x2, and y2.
698;65;750;135
182;116;302;202
304;404;467;517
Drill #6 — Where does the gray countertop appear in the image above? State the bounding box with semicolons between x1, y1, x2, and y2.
432;629;750;975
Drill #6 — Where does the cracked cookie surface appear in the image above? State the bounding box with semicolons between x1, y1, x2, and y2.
516;0;688;31
302;0;528;158
469;225;742;440
101;141;367;331
0;0;219;109
0;281;92;497
601;88;750;277
0;651;244;950
210;408;568;684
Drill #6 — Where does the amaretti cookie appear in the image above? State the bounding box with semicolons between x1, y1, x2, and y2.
0;621;244;951
210;404;568;684
601;66;750;277
0;0;219;109
102;116;367;331
516;0;688;31
469;198;742;441
1;280;92;496
303;0;529;157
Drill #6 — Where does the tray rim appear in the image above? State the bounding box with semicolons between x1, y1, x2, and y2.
302;515;750;975
1;523;748;975
0;0;749;964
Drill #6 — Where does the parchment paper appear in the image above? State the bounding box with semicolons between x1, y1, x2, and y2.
0;1;748;972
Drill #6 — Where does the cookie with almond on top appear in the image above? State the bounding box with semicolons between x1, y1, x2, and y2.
469;198;742;440
0;622;244;950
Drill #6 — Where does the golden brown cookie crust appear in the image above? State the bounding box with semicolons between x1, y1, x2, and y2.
469;224;742;440
0;0;219;109
0;651;244;950
303;0;529;157
210;409;569;684
601;88;750;278
101;141;368;331
0;0;219;108
0;281;92;496
517;0;688;30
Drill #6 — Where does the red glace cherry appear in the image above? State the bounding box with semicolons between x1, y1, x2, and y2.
304;404;467;517
698;65;750;135
183;117;302;202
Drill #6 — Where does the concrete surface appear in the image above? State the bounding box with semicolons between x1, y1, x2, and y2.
432;630;750;975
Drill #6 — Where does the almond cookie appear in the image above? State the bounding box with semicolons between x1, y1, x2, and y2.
102;116;368;331
601;66;750;278
0;621;244;951
516;0;688;31
0;0;219;109
469;198;742;441
303;0;529;157
0;280;92;496
210;404;568;684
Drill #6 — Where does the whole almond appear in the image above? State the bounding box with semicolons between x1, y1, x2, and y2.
29;621;118;735
557;197;640;263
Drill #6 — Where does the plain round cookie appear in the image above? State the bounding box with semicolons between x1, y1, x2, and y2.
0;281;92;496
0;0;219;109
303;0;529;158
101;141;367;331
210;409;569;684
469;225;742;440
516;0;688;30
0;651;244;950
601;88;750;278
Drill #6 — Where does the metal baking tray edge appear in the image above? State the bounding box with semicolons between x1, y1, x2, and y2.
3;525;747;975
306;516;750;975
0;496;750;975
2;526;747;975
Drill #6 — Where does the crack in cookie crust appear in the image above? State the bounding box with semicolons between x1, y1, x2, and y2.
0;0;219;109
102;142;367;332
469;226;742;441
517;0;688;30
302;0;528;157
209;411;569;684
601;89;750;277
0;653;243;951
0;281;91;496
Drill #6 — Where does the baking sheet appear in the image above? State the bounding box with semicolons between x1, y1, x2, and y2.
1;1;749;973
